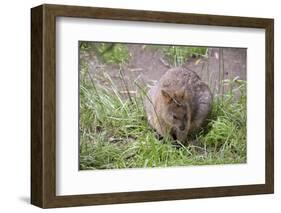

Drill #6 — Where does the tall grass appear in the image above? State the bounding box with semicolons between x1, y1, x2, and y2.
163;46;208;66
79;65;246;170
80;42;130;65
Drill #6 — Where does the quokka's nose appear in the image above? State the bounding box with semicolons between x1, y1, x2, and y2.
179;125;185;131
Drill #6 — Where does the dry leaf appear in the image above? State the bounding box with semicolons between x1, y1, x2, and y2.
195;59;201;65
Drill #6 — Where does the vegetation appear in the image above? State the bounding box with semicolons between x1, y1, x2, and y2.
79;62;246;170
162;46;208;66
79;42;246;170
80;41;130;65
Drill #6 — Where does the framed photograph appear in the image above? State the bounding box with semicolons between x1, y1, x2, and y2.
31;4;274;208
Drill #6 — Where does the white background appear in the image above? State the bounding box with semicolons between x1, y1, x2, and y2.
0;0;279;212
57;18;265;195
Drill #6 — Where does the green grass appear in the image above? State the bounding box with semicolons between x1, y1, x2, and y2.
162;46;208;66
80;42;206;67
145;44;208;66
79;65;247;170
80;42;130;65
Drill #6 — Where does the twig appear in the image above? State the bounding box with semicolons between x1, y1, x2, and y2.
129;68;143;72
221;48;225;100
159;57;171;68
119;67;133;104
103;72;125;107
119;91;137;94
218;48;223;99
86;69;102;105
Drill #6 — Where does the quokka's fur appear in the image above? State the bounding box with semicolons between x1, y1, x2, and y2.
145;67;212;142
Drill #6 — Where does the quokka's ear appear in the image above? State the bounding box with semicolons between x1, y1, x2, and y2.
161;89;172;102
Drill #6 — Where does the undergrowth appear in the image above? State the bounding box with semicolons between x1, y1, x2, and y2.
163;46;208;66
79;64;246;170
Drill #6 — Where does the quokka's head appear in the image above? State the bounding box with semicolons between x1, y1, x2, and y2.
160;88;191;140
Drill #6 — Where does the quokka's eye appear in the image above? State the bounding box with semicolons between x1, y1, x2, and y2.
173;115;178;120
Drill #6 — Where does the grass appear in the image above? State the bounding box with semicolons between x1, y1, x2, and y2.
145;44;208;66
80;41;130;65
79;63;247;170
162;46;208;66
80;42;207;67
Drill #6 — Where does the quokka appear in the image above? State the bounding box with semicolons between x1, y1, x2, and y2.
144;67;212;142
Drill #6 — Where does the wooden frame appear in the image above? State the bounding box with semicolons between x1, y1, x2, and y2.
31;4;274;208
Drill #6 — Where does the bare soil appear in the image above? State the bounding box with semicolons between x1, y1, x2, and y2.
80;44;246;97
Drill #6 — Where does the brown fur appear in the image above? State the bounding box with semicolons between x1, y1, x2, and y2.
145;67;212;143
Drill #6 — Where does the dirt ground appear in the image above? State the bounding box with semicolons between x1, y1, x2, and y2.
80;44;247;97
